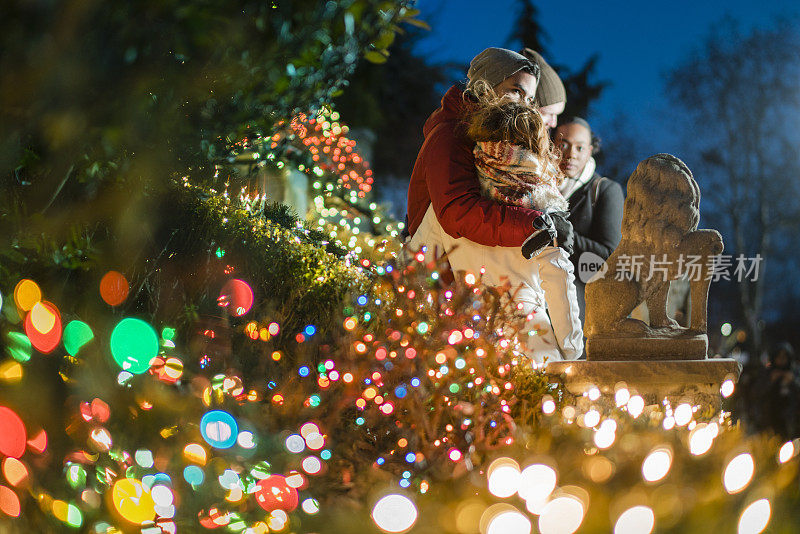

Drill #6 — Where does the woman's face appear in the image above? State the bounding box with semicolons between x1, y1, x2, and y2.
556;123;593;178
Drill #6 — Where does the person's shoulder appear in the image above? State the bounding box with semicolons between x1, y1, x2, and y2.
423;118;472;157
597;174;623;195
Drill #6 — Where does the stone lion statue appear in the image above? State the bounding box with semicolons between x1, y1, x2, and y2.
585;154;723;338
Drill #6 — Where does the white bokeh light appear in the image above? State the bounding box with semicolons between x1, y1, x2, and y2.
642;448;672;482
285;434;305;453
518;464;557;507
538;496;585;534
627;396;645;418
594;428;616;449
372;494;418;533
674;403;693;426
301;498;320;515
487;510;532;534
584;409;600;428
614;505;655;534
724;453;755;494
689;423;716;456
487;458;521;499
302;455;322;475
720;379;735;398
779;441;794;463
615;388;630;407
738;499;771;534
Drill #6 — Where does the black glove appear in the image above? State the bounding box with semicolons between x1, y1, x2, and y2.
550;212;574;255
521;212;557;259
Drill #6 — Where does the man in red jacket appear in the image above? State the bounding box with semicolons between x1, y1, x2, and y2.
405;47;573;253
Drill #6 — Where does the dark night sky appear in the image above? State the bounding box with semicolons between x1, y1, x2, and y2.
413;0;799;159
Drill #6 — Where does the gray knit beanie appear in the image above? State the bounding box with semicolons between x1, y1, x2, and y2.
467;47;539;91
521;48;566;108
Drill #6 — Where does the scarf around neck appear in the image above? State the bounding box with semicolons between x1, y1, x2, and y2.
558;156;596;200
473;141;569;213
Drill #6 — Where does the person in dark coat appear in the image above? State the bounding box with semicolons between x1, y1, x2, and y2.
554;117;624;322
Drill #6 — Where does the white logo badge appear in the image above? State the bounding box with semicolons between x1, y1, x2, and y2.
578;251;608;284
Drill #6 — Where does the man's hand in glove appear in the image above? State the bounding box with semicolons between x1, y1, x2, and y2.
521;212;556;259
550;212;574;255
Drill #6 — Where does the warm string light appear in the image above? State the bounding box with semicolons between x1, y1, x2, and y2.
232;106;404;257
1;190;796;533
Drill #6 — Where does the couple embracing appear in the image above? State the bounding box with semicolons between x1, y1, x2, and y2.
403;47;622;364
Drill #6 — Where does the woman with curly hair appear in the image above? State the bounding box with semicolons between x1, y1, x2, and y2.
408;78;583;362
465;80;583;361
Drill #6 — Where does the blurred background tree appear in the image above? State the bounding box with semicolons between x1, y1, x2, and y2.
666;19;800;355
508;0;607;119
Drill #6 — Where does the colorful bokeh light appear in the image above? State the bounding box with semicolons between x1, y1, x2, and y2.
63;320;94;356
99;271;130;306
0;407;27;459
218;279;254;317
109;318;159;374
23;301;61;354
200;410;238;449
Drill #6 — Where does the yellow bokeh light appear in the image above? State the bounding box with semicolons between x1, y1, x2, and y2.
30;301;56;333
455;499;485;534
0;361;24;383
184;443;208;465
583;456;613;484
111;478;155;525
14;279;41;312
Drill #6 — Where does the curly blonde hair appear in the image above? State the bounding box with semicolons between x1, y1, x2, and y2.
464;80;563;183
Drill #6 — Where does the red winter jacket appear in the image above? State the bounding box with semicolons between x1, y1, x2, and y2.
406;85;541;247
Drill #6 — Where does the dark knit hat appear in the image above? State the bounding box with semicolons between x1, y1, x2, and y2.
521;48;566;108
467;47;539;91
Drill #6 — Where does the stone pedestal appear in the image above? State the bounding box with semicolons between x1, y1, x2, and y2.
546;358;741;408
586;333;708;361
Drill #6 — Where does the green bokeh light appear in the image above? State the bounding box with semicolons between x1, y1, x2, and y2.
65;503;82;528
161;327;176;341
63;321;94;356
66;463;86;489
6;332;32;362
109;318;159;374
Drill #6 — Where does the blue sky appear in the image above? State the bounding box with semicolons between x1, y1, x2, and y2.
413;0;799;158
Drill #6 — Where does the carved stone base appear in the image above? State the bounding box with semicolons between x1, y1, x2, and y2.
586;333;708;361
545;358;742;408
